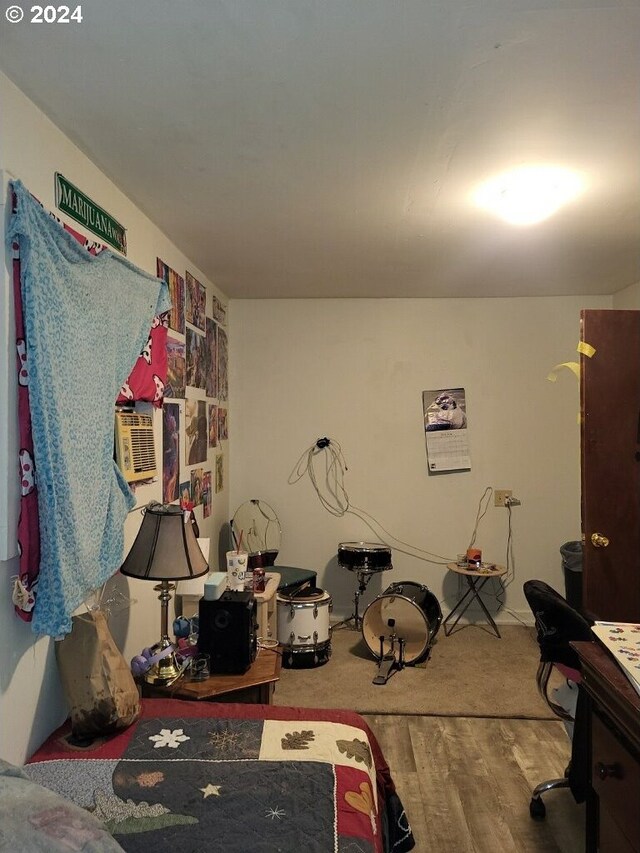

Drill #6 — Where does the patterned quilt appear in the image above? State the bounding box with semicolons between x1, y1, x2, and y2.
26;699;415;853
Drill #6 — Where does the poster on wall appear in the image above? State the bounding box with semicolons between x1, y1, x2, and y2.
186;328;206;390
215;454;224;493
422;387;471;473
217;327;228;401
205;318;218;398
190;467;203;506
179;480;191;506
185;271;206;331
165;336;186;398
208;404;218;447
217;407;228;441
162;402;180;503
157;259;185;334
202;471;212;518
212;295;226;325
185;398;208;465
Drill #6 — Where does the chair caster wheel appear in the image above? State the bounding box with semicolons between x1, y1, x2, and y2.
529;797;546;820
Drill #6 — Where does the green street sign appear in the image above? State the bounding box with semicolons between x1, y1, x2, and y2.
55;173;127;254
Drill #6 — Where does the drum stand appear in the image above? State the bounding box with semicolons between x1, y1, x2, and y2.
333;568;377;631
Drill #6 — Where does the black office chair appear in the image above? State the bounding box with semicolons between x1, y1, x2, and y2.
523;579;593;819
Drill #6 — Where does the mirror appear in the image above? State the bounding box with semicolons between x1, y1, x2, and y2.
231;499;282;561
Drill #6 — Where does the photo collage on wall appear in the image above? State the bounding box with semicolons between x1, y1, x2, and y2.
158;257;229;515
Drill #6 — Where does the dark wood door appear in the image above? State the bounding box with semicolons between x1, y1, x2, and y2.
581;309;640;622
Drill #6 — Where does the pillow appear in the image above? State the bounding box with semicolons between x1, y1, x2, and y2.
0;759;124;852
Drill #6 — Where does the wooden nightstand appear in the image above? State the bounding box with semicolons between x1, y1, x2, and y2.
139;647;282;705
253;571;280;642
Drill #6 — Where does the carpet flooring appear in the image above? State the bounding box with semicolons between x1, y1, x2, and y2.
272;623;557;718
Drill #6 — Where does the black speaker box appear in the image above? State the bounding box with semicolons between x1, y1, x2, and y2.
198;591;257;674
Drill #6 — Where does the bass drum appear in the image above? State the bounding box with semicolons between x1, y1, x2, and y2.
362;581;442;665
277;588;332;668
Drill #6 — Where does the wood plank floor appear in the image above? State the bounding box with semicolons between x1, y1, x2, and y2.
362;715;585;853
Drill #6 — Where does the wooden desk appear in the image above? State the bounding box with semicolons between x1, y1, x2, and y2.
443;563;507;638
572;641;640;853
140;647;282;705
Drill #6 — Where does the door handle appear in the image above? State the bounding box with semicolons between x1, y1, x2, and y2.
591;532;610;548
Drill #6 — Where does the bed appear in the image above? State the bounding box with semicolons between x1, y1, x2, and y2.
16;699;415;853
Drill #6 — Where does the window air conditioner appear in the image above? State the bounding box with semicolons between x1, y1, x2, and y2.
114;411;157;482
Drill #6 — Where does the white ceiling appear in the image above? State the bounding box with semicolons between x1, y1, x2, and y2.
1;0;639;298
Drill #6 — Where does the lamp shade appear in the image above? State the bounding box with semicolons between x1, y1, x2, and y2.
120;502;208;581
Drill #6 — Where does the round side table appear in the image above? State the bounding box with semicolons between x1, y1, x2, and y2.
443;562;507;638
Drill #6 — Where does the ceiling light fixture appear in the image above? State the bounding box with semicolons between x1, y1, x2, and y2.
474;165;584;226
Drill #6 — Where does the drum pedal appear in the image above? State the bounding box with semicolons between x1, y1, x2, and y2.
372;628;407;685
373;653;397;685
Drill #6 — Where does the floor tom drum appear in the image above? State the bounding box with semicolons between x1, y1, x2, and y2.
277;588;332;668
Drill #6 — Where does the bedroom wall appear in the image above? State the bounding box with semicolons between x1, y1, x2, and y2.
228;295;611;625
0;72;230;765
612;280;640;308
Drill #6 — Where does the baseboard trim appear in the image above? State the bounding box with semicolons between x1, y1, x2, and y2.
330;608;535;628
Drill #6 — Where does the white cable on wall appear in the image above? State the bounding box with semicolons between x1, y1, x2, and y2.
289;437;454;565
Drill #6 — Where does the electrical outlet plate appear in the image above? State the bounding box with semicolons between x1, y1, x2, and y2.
494;489;512;507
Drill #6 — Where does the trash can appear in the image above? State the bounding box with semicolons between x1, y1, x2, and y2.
560;540;583;611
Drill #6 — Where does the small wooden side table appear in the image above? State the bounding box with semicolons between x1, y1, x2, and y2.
139;647;282;705
253;572;280;641
443;562;507;638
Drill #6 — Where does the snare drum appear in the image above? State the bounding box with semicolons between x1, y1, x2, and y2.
338;542;392;572
277;588;332;668
362;581;442;665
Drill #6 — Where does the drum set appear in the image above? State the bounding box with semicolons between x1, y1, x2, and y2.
338;541;442;684
274;541;442;683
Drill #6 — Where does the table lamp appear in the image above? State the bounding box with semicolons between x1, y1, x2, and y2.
121;501;208;683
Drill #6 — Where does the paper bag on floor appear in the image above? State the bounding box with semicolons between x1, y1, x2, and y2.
55;610;140;737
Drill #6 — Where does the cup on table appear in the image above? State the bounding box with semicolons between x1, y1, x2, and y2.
226;550;248;591
188;653;210;681
466;548;482;568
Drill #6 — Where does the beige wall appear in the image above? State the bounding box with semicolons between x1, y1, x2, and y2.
0;72;229;764
229;295;611;626
612;280;640;309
